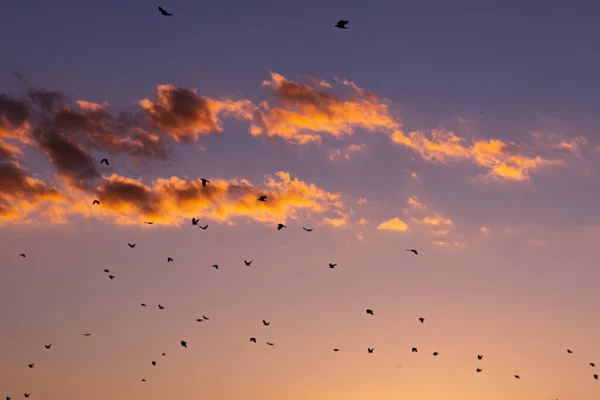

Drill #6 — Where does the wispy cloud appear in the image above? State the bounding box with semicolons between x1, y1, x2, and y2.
328;143;367;162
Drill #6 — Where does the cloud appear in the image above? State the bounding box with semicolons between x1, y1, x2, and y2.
357;198;368;205
391;128;563;181
432;240;466;249
22;171;346;227
328;143;367;162
407;196;426;210
0;94;31;140
251;72;400;144
139;84;256;143
411;216;453;226
377;217;409;232
531;131;588;157
480;226;490;233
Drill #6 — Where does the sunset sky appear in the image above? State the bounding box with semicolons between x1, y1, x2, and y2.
2;1;600;399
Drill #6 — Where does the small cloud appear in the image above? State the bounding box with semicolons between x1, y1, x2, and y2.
407;196;426;210
377;217;409;232
503;227;517;236
357;217;368;226
411;216;453;226
328;143;367;162
429;229;449;236
480;226;489;233
357;198;368;205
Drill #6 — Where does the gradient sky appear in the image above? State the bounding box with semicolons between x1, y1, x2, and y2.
2;1;600;399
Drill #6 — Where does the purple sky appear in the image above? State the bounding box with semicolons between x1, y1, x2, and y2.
1;1;600;399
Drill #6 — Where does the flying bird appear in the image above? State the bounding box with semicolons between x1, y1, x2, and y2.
141;379;146;382
202;316;209;320
212;264;219;270
158;305;164;310
477;355;483;360
82;333;91;336
108;275;115;280
196;318;203;322
366;309;374;315
335;20;349;29
595;374;598;380
277;223;287;231
303;227;313;232
128;243;136;248
418;317;425;323
151;361;156;366
263;320;270;326
476;368;482;372
158;6;172;16
567;349;573;354
433;352;439;356
103;269;110;273
329;263;337;269
141;303;146;307
19;254;25;258
412;347;418;353
192;218;199;225
180;340;187;348
144;221;154;225
266;342;274;346
24;395;30;398
162;353;166;356
258;195;267;202
100;159;109;165
199;224;208;230
250;337;257;343
514;375;520;379
201;179;210;187
92;200;100;205
245;260;252;266
44;344;51;350
333;348;340;352
591;362;596;367
28;364;34;369
167;257;173;263
407;249;418;255
367;348;374;353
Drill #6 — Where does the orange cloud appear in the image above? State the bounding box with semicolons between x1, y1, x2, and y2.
251;72;400;144
391;128;562;181
377;217;409;232
328;143;367;162
31;171;344;227
139;84;255;143
480;226;490;233
407;196;426;210
411;216;453;226
531;131;588;156
432;240;466;249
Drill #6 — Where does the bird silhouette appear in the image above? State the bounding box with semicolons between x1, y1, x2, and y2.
158;305;164;310
418;317;425;323
567;349;573;354
266;342;274;346
477;355;483;360
24;395;30;398
476;368;482;372
82;333;91;336
92;200;100;205
263;320;270;326
100;159;109;165
158;6;172;16
595;374;598;380
141;303;146;307
151;361;156;366
329;263;337;269
366;309;374;315
591;362;596;367
333;348;340;352
335;20;349;29
258;195;267;202
196;318;203;322
128;243;136;248
192;218;199;225
433;352;439;356
202;316;209;320
245;260;252;266
201;178;210;187
367;348;374;353
412;347;418;353
141;379;146;382
303;227;313;232
162;353;166;356
144;221;154;225
108;275;115;280
28;364;34;369
277;223;286;231
19;254;25;258
199;224;208;230
44;344;51;350
514;375;520;379
212;264;219;270
180;340;187;348
167;257;173;263
407;249;418;255
103;269;110;273
250;337;257;343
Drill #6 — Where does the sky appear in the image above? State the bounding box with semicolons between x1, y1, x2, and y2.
1;1;600;399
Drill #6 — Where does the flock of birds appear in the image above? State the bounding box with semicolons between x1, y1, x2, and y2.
9;154;598;399
3;6;596;399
